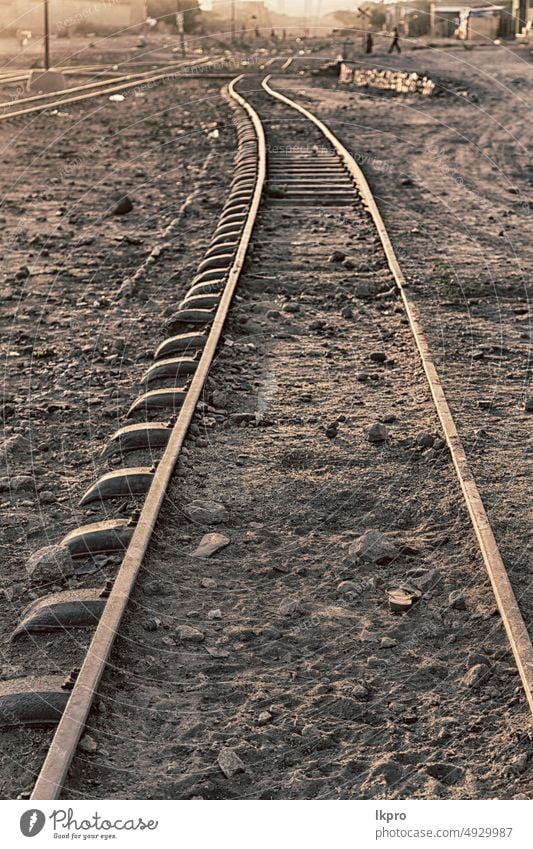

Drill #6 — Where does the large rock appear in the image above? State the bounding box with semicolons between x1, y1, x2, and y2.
184;499;228;524
26;544;73;581
350;529;398;564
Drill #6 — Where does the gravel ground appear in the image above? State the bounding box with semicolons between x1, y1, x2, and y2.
58;66;531;800
0;45;531;800
0;73;236;798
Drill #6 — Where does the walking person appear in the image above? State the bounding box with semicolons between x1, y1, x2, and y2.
365;32;373;54
388;26;401;54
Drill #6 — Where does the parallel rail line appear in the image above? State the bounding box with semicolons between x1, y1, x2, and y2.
0;68;529;800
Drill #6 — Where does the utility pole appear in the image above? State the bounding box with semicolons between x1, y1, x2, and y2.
176;1;185;57
44;0;50;70
231;0;236;45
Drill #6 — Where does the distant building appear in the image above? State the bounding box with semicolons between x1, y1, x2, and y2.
430;1;523;38
0;1;146;37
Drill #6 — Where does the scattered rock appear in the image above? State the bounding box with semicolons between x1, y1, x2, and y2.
416;432;434;447
461;663;489;690
380;636;398;649
257;710;273;725
283;301;300;313
176;625;205;643
201;577;217;589
112;195;133;215
328;250;345;263
26;544;73;581
184;499;228;524
350;529;398;564
448;590;467;610
212;389;228;408
351;683;370;700
278;598;303;616
324;421;338;440
143;617;161;632
207;608;222;620
356;371;369;382
79;735;98;754
0;434;28;467
0;475;34;492
191;532;230;558
336;580;360;596
433;437;446;450
369;351;387;363
524;398;533;412
217;747;245;778
366;422;388;443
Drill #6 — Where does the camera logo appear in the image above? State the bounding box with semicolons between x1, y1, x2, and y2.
20;810;46;837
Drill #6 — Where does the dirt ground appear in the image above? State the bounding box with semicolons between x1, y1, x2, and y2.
0;43;531;800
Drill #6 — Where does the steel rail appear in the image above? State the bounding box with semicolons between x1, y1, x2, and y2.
261;74;533;715
0;57;213;122
30;73;266;800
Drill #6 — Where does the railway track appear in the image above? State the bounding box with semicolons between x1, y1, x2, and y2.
0;70;530;800
0;57;217;122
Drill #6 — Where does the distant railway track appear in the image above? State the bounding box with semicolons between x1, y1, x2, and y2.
0;68;530;800
0;56;219;122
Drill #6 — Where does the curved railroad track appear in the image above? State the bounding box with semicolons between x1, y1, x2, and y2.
0;70;530;800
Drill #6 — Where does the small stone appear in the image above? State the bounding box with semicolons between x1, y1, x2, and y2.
257;710;272;725
212;389;228;408
366;422;388;443
350;529;398;564
309;319;326;331
143;617;161;631
370;351;387;363
217;747;245;778
184;499;228;524
336;580;360;596
524;398;533;412
201;577;217;588
341;306;353;319
380;636;398;649
26;544;73;581
39;490;56;503
416;432;434;447
278;598;303;616
301;724;320;738
283;301;300;313
448;590;467;610
176;625;205;643
433;437;446;450
356;371;369;382
328;250;345;263
79;735;98;754
351;683;370;700
366;655;387;668
461;663;489;690
207;608;222;620
112;195;133;215
191;532;230;558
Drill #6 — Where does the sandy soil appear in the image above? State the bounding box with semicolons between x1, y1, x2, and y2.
0;44;531;800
